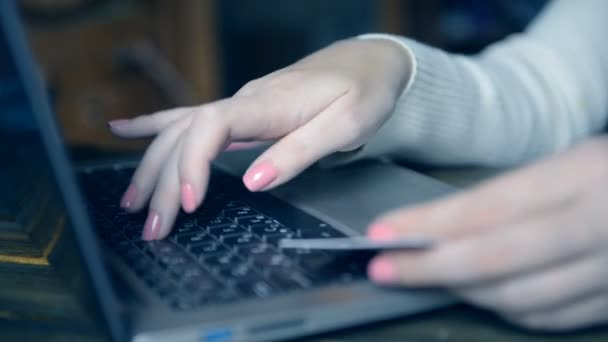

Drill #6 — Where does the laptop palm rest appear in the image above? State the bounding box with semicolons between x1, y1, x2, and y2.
214;149;455;235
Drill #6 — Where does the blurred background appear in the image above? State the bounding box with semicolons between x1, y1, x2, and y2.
0;1;550;338
7;0;547;155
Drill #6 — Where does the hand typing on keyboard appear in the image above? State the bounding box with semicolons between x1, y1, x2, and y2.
107;38;411;240
81;170;372;310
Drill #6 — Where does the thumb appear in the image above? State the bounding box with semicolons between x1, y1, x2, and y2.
242;95;360;191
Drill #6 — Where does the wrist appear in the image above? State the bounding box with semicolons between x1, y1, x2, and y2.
356;33;417;96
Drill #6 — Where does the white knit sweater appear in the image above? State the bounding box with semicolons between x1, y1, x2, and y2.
346;0;608;167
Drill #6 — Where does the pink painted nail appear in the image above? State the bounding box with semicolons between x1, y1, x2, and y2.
120;184;137;209
368;257;398;284
142;211;161;241
367;223;397;241
181;183;197;213
242;161;278;191
107;119;129;129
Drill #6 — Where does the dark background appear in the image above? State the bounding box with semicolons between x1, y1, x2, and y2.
218;0;548;95
1;0;549;155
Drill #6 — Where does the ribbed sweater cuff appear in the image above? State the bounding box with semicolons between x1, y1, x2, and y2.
323;35;477;166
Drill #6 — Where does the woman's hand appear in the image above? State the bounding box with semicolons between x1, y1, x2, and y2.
367;137;608;331
110;38;412;240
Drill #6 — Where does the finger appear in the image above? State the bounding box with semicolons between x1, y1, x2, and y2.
121;92;288;211
195;94;309;142
224;141;266;152
368;205;599;286
241;94;356;191
457;255;608;315
143;139;183;240
176;92;300;212
368;143;597;241
510;295;608;332
110;68;295;140
178;113;230;213
120;117;191;212
109;106;195;139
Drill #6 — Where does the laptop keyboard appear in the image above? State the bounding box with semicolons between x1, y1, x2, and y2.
79;166;371;311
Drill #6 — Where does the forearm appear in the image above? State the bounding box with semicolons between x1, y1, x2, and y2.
334;0;608;167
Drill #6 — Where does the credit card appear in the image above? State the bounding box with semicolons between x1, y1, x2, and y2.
279;236;435;251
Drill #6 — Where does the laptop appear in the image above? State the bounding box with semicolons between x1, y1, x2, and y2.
0;2;455;341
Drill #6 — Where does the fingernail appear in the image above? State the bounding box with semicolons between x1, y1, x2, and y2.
108;119;129;129
142;211;161;241
368;257;398;284
120;184;137;209
225;142;261;152
181;183;197;213
243;161;278;191
367;222;397;241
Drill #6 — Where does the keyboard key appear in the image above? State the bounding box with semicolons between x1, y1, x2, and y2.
208;224;246;237
206;217;234;227
237;243;274;257
264;230;298;246
298;227;346;239
218;262;258;281
181;265;207;280
251;251;293;269
142;269;167;288
158;254;190;270
182;276;221;294
217;201;241;210
203;252;243;268
182;218;197;228
148;240;182;256
237;215;275;228
173;223;203;235
168;261;195;282
223;201;246;209
249;223;289;237
235;280;276;298
222;233;261;248
222;207;258;221
189;241;229;256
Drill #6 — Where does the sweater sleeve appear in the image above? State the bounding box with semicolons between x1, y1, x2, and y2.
327;0;608;167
